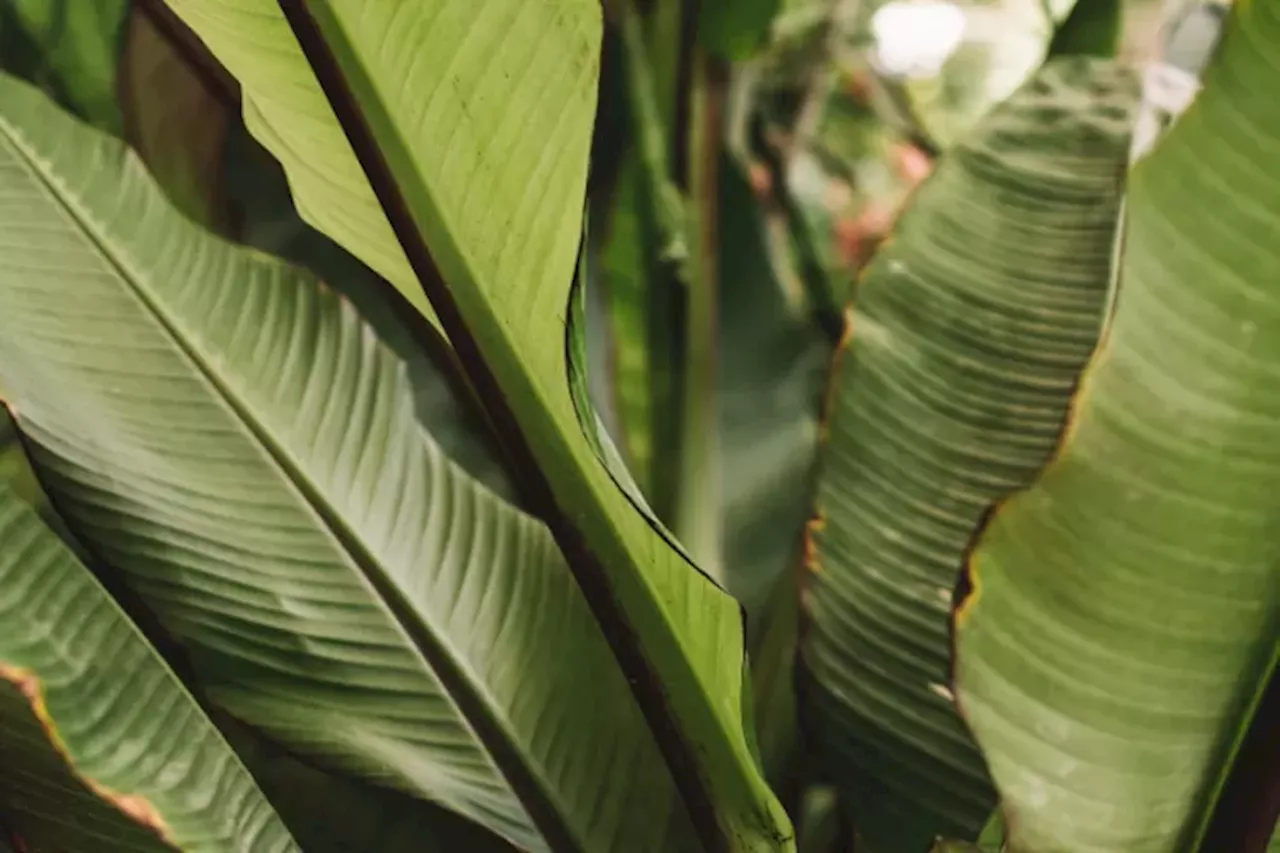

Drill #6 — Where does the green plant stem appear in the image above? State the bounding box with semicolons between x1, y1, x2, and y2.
673;51;725;574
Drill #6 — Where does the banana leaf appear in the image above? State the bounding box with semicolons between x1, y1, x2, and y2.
0;479;298;852
0;72;695;853
163;0;793;847
802;57;1136;849
954;5;1280;851
156;0;435;324
218;123;516;503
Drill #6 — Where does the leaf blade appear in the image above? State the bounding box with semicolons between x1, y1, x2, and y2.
955;7;1280;850
803;57;1137;849
157;0;436;324
260;1;793;847
0;480;299;852
0;72;692;853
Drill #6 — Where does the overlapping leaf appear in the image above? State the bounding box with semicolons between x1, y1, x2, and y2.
157;0;433;322
802;57;1136;850
0;480;298;852
0;72;693;853
165;0;793;847
955;6;1280;851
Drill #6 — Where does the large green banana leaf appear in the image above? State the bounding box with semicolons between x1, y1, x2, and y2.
219;122;516;504
953;5;1280;851
165;1;792;848
0;479;298;851
802;57;1136;850
0;72;697;853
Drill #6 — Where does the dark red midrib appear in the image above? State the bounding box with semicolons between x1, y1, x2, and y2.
273;3;730;851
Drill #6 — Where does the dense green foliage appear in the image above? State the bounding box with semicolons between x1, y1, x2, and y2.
0;0;1275;852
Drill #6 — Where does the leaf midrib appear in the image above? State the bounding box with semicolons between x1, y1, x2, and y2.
0;115;583;853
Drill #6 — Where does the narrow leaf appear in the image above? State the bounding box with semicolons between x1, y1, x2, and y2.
719;156;827;623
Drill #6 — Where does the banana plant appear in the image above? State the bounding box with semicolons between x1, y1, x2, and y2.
0;0;1277;852
801;54;1139;850
955;4;1280;850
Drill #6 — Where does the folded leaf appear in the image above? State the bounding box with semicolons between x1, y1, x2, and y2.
167;0;793;847
955;7;1280;851
0;480;298;852
802;57;1136;849
0;73;693;853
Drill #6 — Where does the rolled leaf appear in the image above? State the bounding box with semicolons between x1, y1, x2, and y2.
0;480;298;852
802;57;1136;849
165;0;793;847
955;6;1280;851
0;72;693;853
